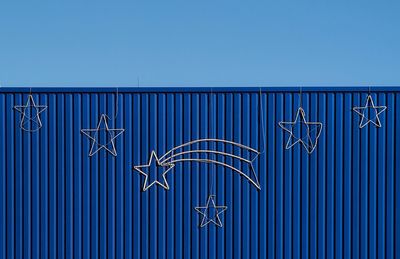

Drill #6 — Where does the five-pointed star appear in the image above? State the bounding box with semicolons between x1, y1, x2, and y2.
353;95;387;128
134;151;175;191
81;114;124;156
194;195;227;228
278;107;323;154
14;95;47;132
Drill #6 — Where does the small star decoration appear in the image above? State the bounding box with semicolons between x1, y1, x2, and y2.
14;95;48;132
353;95;387;128
81;114;124;157
278;107;323;154
134;151;175;191
194;195;227;228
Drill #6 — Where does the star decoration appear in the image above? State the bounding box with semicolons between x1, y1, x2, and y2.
134;151;175;191
353;95;387;128
14;95;47;132
278;107;323;154
194;195;227;228
81;114;125;157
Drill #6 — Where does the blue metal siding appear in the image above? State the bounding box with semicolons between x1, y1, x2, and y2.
0;88;399;259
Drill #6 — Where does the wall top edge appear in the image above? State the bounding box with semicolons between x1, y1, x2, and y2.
0;86;399;93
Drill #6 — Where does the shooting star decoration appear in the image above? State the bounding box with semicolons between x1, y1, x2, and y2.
134;139;261;191
279;107;323;154
353;95;387;128
81;114;125;157
194;195;227;228
14;94;48;132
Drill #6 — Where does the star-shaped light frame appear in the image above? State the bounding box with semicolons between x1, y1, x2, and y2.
134;151;175;191
194;195;228;228
81;114;125;157
278;107;323;154
353;95;387;128
14;95;48;132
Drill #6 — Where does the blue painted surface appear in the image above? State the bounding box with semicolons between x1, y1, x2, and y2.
0;87;399;259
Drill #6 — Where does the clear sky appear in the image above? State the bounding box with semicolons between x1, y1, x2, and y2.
0;0;399;87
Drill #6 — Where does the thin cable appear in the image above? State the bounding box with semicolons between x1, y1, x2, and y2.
209;87;215;195
259;88;266;155
299;86;303;107
112;87;119;120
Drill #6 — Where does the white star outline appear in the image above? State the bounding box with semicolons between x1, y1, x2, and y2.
278;107;323;154
133;151;175;191
14;95;48;132
81;114;125;157
353;95;387;128
194;195;228;228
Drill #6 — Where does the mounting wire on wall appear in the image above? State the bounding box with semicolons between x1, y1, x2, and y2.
194;89;228;228
258;87;266;156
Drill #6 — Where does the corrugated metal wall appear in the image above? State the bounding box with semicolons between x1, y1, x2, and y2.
0;87;399;259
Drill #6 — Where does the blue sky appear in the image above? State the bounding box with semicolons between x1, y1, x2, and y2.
0;0;399;87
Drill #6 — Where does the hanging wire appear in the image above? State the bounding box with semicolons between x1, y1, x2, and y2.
209;87;215;195
111;87;119;120
258;88;267;155
299;86;303;108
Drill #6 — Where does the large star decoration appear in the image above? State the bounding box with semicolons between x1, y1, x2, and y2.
194;195;227;228
14;95;47;132
134;151;175;191
81;114;124;157
353;95;387;128
278;107;323;154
